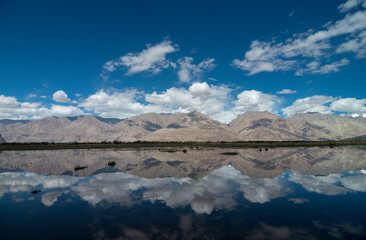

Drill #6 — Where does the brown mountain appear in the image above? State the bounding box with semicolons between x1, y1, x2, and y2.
1;115;116;142
287;113;366;140
229;111;309;141
100;111;242;142
142;111;242;142
0;112;243;142
0;134;5;143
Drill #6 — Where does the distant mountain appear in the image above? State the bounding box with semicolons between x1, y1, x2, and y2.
229;111;309;141
0;119;30;133
142;111;242;142
287;113;366;140
0;112;243;142
1;115;115;142
110;111;243;142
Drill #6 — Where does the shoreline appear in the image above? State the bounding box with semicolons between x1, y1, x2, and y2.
1;140;365;151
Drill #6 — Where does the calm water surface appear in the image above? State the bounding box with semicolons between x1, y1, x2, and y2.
1;146;366;239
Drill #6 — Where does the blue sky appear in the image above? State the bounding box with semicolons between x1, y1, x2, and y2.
1;0;366;122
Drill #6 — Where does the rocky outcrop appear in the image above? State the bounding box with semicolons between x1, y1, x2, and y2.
0;134;5;143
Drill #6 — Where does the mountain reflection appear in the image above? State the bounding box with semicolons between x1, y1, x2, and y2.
1;146;366;178
1;146;366;214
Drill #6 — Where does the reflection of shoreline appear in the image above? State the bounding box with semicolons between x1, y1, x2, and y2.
1;165;366;214
0;146;366;179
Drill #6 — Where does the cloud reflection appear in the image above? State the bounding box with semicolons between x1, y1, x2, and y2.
1;166;366;213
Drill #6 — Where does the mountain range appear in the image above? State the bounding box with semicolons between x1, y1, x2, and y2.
1;111;366;142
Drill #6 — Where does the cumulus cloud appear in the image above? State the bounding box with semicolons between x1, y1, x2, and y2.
101;40;178;79
277;89;297;94
145;82;235;123
281;95;336;116
79;89;169;119
49;105;84;116
282;95;366;116
0;93;84;120
52;90;71;103
0;95;19;108
233;1;366;75
232;90;279;114
177;57;216;83
330;98;366;113
0;81;284;123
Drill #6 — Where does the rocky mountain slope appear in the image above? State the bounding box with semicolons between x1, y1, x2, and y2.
287;112;366;140
1;115;116;142
0;134;5;143
229;111;309;141
0;119;30;133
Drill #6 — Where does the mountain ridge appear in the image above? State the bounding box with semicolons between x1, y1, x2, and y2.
1;111;366;142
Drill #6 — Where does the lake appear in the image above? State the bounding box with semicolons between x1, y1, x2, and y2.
1;146;366;239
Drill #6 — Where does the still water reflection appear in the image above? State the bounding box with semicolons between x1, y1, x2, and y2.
0;146;366;239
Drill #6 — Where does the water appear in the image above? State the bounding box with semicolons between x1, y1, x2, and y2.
1;146;366;239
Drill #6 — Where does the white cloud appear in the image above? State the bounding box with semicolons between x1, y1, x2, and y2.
101;40;178;79
233;2;366;75
145;82;234;123
0;93;84;120
337;30;366;58
49;105;84;116
27;93;37;98
299;58;350;75
282;95;366;116
232;90;279;114
52;90;71;103
177;57;216;83
79;89;169;119
281;95;336;116
232;41;296;75
0;95;19;108
277;89;297;94
338;0;366;13
330;98;366;113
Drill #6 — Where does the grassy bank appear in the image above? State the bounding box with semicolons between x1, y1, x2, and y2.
0;140;366;151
